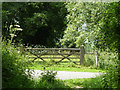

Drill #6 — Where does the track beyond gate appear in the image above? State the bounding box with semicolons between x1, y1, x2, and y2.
25;69;104;80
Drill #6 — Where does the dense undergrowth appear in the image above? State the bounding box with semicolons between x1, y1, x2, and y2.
2;40;34;88
2;40;119;88
2;40;69;89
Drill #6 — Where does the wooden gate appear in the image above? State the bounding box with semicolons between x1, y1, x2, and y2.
20;46;98;66
25;47;85;65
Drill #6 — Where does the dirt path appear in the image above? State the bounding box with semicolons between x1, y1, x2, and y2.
25;69;104;80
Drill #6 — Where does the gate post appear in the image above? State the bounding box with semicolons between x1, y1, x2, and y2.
96;51;99;67
80;46;85;65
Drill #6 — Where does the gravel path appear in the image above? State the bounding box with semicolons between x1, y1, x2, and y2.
25;69;104;80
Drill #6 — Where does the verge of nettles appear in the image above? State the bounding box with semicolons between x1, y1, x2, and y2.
2;39;35;88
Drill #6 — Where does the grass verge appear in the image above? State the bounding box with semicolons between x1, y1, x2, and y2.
63;75;104;88
28;61;106;73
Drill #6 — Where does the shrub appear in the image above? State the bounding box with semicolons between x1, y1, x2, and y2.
40;70;57;83
101;59;118;88
83;76;103;88
84;58;118;88
84;54;95;67
98;51;118;70
2;40;34;88
35;70;69;88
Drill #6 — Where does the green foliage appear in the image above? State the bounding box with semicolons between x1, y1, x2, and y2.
34;70;69;89
82;59;118;88
28;44;47;55
67;62;76;67
64;68;118;88
35;79;69;89
2;40;34;88
60;2;101;48
61;1;120;55
40;70;57;83
97;51;118;70
60;2;120;88
29;61;105;72
2;2;67;47
64;76;103;88
95;2;120;51
2;2;120;88
84;55;95;67
101;59;118;88
82;76;103;88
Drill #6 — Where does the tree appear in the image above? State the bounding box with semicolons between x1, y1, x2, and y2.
96;2;120;88
2;3;24;40
60;2;101;50
2;2;67;47
61;1;120;87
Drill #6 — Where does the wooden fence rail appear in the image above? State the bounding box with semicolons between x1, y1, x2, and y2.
25;47;81;65
20;46;99;66
26;48;81;51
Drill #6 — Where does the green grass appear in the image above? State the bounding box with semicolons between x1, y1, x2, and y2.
33;79;70;88
28;61;106;73
27;53;106;73
63;75;103;88
29;73;104;88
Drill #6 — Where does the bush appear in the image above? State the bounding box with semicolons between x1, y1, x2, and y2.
97;52;119;88
83;59;118;88
84;54;95;67
83;76;103;88
98;51;118;70
101;59;118;88
2;40;34;88
40;70;57;83
35;70;70;89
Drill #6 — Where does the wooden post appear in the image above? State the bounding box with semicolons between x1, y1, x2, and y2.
80;46;85;65
96;51;98;67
